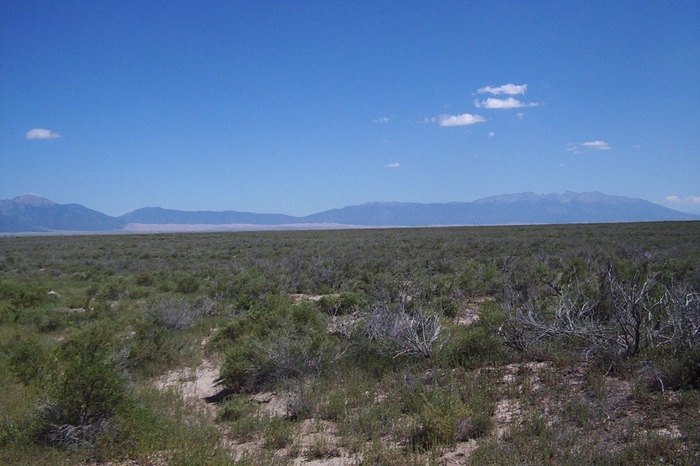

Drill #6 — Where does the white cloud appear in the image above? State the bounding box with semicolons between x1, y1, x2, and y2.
373;116;391;124
475;97;539;109
477;83;527;95
516;112;525;120
581;140;611;150
26;128;61;140
566;140;611;153
488;131;495;138
665;195;700;205
437;113;486;127
384;162;401;168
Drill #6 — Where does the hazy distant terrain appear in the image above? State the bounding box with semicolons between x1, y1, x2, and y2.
1;192;697;233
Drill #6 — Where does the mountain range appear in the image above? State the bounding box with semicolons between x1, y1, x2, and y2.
0;192;696;233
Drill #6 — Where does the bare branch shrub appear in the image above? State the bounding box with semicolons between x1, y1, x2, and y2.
499;269;700;361
260;330;324;383
146;297;216;330
363;305;444;359
498;279;606;354
38;402;116;450
660;283;700;354
606;269;663;357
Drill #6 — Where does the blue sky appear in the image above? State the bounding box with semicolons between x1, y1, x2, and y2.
2;0;699;216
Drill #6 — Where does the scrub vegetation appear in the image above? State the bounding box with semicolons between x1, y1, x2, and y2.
1;222;699;464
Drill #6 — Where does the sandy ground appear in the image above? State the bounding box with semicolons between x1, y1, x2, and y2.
155;359;221;415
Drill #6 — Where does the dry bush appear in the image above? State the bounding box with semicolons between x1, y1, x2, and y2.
659;283;700;355
145;297;216;330
261;330;325;383
498;280;606;354
38;404;117;450
363;305;444;359
498;270;699;361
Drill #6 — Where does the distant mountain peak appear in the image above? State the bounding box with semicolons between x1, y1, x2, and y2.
0;194;121;232
11;194;56;207
473;191;633;204
0;191;696;232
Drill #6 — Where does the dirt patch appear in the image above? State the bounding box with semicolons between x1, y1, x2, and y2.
290;293;340;303
653;424;682;440
604;376;632;408
155;361;355;464
455;308;480;327
252;391;290;417
296;458;351;466
224;438;266;461
291;419;351;465
492;398;523;438
454;296;494;327
223;417;353;465
155;359;221;415
498;361;552;393
440;439;479;464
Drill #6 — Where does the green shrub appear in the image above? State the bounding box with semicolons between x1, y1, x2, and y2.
439;325;504;369
8;336;47;384
563;397;595;427
218;394;261;442
454;411;492;441
316;293;365;315
127;318;170;373
36;310;66;333
218;299;330;393
135;272;154;287
318;386;349;422
262;417;293;449
0;280;48;309
306;434;339;459
219;395;256;422
434;295;459;318
604;431;689;464
409;387;469;450
95;278;128;301
637;348;700;392
35;324;130;448
220;331;326;394
51;326;127;424
0;301;17;324
220;340;270;393
175;275;200;294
